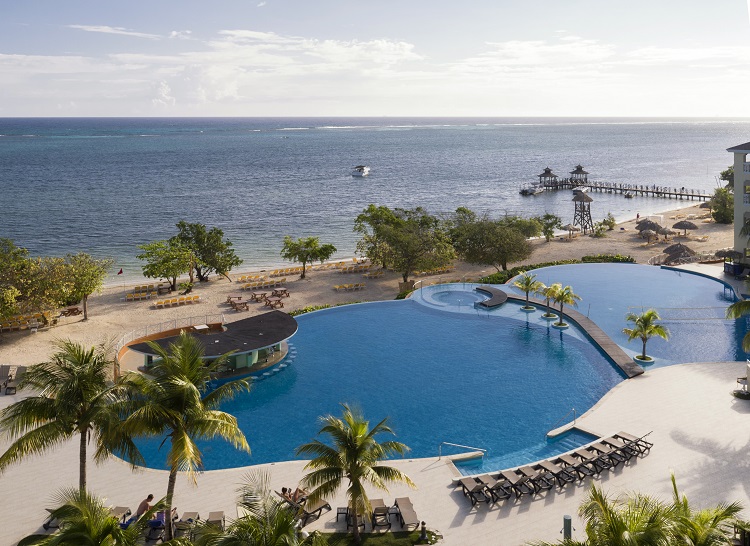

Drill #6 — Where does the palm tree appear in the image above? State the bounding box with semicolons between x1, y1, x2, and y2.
296;404;415;544
552;285;581;327
121;331;251;541
540;283;560;318
512;272;544;310
0;340;141;492
528;483;674;546
195;470;322;546
670;473;743;546
17;488;165;546
623;309;670;361
727;300;750;351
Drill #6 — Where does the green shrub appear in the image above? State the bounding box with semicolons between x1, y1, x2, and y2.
288;301;363;316
480;254;635;284
395;290;413;300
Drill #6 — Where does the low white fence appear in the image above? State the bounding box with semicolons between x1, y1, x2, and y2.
115;314;225;354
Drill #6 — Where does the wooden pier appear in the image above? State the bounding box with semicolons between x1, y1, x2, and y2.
541;178;709;201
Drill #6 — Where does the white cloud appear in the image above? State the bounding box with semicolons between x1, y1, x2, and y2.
4;29;750;116
257;1;267;6
68;25;161;40
169;30;192;40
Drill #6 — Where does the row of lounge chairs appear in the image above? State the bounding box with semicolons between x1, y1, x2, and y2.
338;264;373;273
124;292;158;302
241;278;286;290
153;295;201;308
268;267;303;277
414;266;455;277
336;497;419;532
1;319;40;332
333;283;366;291
131;284;158;293
457;432;653;506
234;274;265;283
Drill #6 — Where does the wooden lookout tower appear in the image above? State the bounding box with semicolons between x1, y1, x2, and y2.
572;192;594;234
569;164;589;187
538;167;558;187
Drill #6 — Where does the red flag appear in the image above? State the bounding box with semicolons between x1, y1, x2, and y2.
117;268;123;275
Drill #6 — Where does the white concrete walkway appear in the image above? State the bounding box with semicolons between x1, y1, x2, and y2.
1;360;749;545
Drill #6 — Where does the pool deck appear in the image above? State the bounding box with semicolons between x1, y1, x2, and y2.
2;360;749;545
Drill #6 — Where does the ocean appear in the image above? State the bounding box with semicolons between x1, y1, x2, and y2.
1;117;748;283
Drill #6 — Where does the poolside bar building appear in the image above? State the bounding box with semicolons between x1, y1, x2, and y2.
123;310;298;375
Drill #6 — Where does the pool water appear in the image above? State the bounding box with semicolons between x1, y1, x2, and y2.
135;264;745;474
524;264;745;366
136;296;624;471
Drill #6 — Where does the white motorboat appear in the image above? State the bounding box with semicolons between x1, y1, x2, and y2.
351;165;370;177
520;184;544;196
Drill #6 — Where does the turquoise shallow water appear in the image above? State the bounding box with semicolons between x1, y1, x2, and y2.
1;117;748;283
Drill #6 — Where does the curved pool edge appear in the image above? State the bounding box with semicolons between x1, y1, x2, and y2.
501;291;644;379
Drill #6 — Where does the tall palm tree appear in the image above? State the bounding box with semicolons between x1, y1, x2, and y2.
0;340;141;492
670;473;743;546
512;272;544;310
727;300;750;351
121;331;251;541
540;283;560;318
528;483;674;546
17;488;169;546
195;470;323;546
296;404;415;544
552;285;581;327
623;309;670;361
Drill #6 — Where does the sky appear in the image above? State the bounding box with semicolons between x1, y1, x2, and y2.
2;0;750;117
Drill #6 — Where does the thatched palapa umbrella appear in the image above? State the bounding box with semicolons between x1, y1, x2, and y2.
635;219;661;232
641;229;657;243
561;224;580;239
657;227;676;241
664;242;696;261
672;220;698;237
716;248;743;261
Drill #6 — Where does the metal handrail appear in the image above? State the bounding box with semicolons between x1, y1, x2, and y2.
438;441;487;459
547;407;576;435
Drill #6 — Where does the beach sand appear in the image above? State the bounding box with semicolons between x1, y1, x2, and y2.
0;203;731;368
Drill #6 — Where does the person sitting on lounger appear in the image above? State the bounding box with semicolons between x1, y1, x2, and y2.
136;494;154;518
281;487;293;501
291;487;307;502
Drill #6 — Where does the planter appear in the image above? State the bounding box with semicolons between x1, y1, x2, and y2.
633;355;654;364
551;322;569;329
399;280;416;292
521;306;536;313
541;313;558;321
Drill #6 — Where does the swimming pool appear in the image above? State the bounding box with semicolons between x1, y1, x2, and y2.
134;263;745;474
135;290;624;472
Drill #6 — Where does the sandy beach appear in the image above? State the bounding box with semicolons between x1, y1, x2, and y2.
0;203;731;368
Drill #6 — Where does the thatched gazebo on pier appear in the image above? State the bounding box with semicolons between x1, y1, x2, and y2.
569;164;589;186
538;167;558;187
572;192;594;234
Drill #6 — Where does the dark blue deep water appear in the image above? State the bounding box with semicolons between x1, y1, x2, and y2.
2;117;748;282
